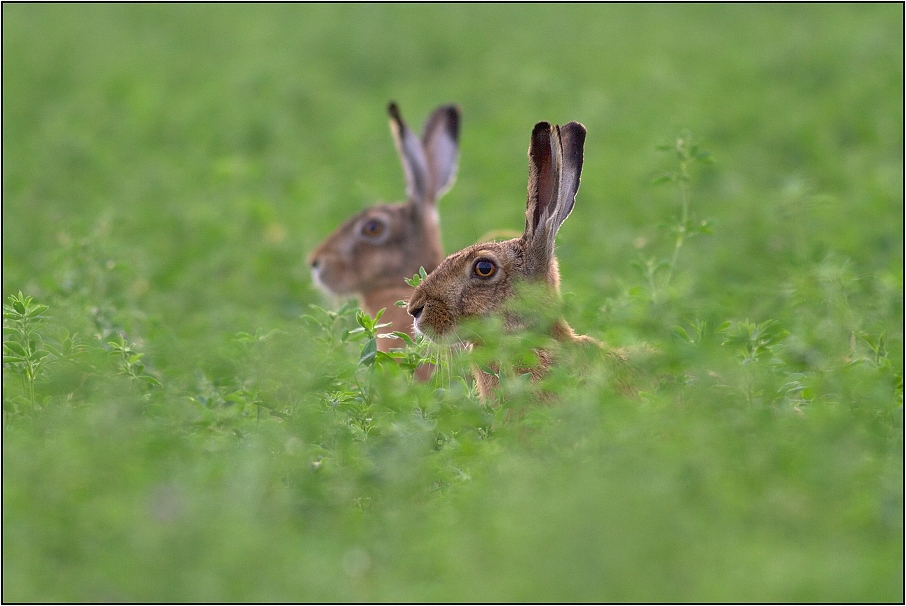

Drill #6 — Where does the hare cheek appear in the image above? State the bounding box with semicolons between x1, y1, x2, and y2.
311;258;354;295
461;280;503;316
310;265;325;290
311;269;341;295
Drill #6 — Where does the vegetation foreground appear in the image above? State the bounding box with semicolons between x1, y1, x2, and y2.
3;4;903;602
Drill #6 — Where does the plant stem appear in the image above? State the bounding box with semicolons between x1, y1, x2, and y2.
647;259;660;303
662;159;690;293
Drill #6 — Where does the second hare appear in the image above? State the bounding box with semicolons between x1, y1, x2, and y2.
407;120;611;399
309;102;460;356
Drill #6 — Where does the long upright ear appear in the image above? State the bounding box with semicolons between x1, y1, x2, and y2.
523;121;586;274
420;104;461;205
388;102;429;204
553;121;586;233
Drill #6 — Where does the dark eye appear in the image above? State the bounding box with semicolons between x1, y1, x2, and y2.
361;219;385;238
474;259;497;278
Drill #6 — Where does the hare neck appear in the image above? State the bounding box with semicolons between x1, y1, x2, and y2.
360;286;414;317
420;217;445;271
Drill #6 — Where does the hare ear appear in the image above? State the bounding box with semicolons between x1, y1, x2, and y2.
553;121;586;231
523;121;586;271
388;102;429;204
525;121;557;241
420;104;461;205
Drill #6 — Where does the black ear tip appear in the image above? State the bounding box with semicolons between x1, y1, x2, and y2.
532;121;552;137
565;121;586;132
445;105;461;139
530;122;554;153
388;102;401;121
560;121;587;152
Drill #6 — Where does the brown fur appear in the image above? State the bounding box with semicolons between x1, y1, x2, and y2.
309;102;460;368
408;121;605;400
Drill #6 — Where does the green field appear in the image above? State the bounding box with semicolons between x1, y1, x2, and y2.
3;4;903;602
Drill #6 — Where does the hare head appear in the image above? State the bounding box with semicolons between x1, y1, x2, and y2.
407;121;589;397
308;102;460;350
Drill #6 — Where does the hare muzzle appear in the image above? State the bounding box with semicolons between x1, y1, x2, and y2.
406;291;451;340
406;292;428;335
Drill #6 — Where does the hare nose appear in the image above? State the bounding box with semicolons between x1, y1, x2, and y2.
310;258;320;269
409;305;424;320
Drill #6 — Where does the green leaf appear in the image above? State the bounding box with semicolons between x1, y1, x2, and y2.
391;331;416;346
478;364;499;378
672;325;694;343
4;341;27;357
375;351;400;364
405;266;430;287
141;375;162;388
359;338;377;367
652;173;674;185
628;286;647;298
355;310;372;331
25;304;48;318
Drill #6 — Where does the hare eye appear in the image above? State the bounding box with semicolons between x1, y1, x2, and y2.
474;259;497;278
361;219;385;238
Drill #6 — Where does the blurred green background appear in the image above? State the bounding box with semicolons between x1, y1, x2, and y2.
3;4;902;602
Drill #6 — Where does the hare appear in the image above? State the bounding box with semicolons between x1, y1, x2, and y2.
309;102;460;361
407;120;628;399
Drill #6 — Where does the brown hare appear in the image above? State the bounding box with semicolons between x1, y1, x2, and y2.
407;121;629;399
309;102;460;362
